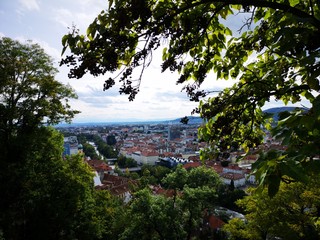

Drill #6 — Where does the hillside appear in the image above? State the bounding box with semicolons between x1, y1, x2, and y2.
57;107;308;127
263;106;308;121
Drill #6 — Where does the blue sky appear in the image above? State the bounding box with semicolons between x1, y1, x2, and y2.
0;0;306;123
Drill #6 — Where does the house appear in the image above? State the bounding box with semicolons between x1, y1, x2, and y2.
207;215;225;230
150;185;176;198
223;164;243;174
207;162;224;174
140;150;159;165
109;184;132;203
128;149;159;165
220;172;246;187
86;159;113;180
183;161;201;170
244;169;256;184
97;174;136;203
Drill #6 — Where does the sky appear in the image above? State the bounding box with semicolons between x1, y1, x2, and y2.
0;0;307;123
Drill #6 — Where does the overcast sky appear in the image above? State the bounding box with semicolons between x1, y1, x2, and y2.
0;0;305;123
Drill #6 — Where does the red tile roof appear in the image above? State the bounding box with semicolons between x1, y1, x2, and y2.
141;151;158;157
87;159;112;171
220;172;245;180
183;162;201;169
211;165;223;174
97;174;137;197
208;215;225;229
151;185;178;198
226;164;242;170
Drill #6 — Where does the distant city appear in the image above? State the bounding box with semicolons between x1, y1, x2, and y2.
56;115;204;128
53;106;300;234
57;107;295;202
57;106;302;128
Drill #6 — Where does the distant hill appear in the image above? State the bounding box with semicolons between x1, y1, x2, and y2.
56;107;308;128
168;116;203;125
263;106;308;121
174;107;307;124
175;107;304;124
263;107;302;114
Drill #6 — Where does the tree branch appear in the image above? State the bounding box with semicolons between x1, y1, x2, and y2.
174;0;320;29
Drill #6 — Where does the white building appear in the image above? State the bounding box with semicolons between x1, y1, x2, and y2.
220;172;246;187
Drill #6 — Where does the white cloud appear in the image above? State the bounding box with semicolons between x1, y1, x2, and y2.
19;0;40;11
35;39;61;61
52;3;104;32
52;8;73;29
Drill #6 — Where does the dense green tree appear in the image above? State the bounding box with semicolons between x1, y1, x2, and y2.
0;38;117;240
223;178;320;240
117;155;138;168
140;164;172;184
106;135;117;145
95;136;118;158
118;188;184;240
117;165;222;239
124;171;140;180
83;142;101;159
0;37;78;148
61;0;320;194
125;157;138;167
117;155;125;167
217;185;247;213
0;127;117;240
139;168;158;188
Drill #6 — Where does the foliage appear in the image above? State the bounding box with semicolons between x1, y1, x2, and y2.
141;164;172;184
0;127;116;240
217;185;247;213
82;142;101;160
163;165;222;239
106;135;117;145
162;165;221;189
124;171;140;180
0;38;115;239
118;188;184;240
252;106;320;196
117;154;138;168
223;178;320;240
113;164;124;176
0;37;78;136
116;165;222;239
95;135;118;158
61;0;320;195
76;133;118;158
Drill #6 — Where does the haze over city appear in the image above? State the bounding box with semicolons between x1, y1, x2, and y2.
0;0;308;123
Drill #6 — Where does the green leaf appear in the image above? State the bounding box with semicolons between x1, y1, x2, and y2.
307;77;320;91
289;0;300;7
61;34;68;47
268;174;280;198
280;160;308;183
313;96;320;117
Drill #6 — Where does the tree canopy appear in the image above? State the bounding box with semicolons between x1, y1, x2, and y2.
0;127;118;240
0;37;80;161
61;0;320;194
112;165;221;239
0;37;79;129
223;177;320;239
0;38;118;240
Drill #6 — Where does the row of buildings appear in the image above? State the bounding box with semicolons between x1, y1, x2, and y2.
62;123;275;202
